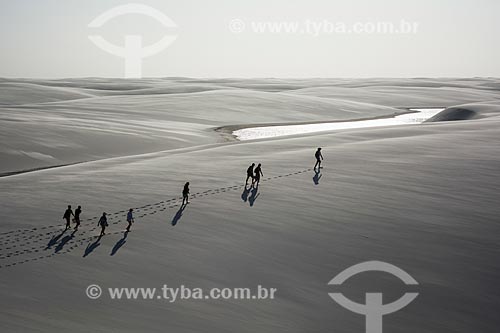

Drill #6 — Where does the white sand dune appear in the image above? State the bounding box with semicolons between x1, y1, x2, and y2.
0;80;405;175
3;77;500;175
1;78;500;332
293;85;500;107
0;81;96;105
425;102;500;122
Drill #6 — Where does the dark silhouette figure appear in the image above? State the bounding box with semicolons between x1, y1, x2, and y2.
182;182;190;205
55;229;77;253
98;212;108;236
313;169;322;185
126;208;134;232
74;205;82;230
83;236;102;257
110;232;128;256
249;185;260;207
245;163;255;185
172;205;186;226
241;185;251;202
252;163;263;187
314;148;324;170
63;205;74;229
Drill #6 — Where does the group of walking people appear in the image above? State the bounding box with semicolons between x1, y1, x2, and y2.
61;183;188;236
62;206;135;236
245;163;264;187
61;148;324;236
63;205;82;230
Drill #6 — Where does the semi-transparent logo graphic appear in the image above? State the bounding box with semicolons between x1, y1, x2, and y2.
328;261;419;333
88;3;177;78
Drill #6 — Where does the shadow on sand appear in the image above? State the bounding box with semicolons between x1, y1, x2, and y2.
313;169;322;185
55;229;77;253
248;185;260;207
110;231;128;256
241;185;251;202
83;236;102;257
46;228;67;249
172;204;187;226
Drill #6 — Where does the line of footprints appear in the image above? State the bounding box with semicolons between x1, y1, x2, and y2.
0;169;313;269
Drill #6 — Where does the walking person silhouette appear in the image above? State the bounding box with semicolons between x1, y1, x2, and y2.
74;205;82;230
182;182;190;205
246;163;255;185
98;212;108;236
126;208;134;232
63;205;74;229
314;148;324;170
253;163;263;187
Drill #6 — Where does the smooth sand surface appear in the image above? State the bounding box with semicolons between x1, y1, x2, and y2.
1;78;500;332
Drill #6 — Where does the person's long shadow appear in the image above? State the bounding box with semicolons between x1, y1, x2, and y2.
46;228;67;250
55;229;77;253
248;185;260;207
110;232;128;256
313;170;322;185
241;185;251;202
83;235;102;257
172;204;187;226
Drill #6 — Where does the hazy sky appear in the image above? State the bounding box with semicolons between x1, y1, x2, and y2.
0;0;499;78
